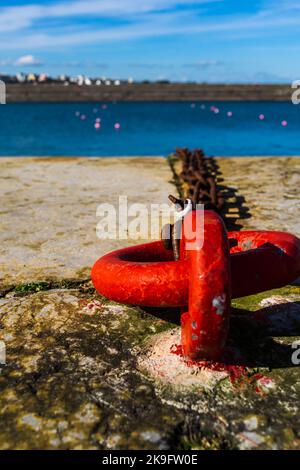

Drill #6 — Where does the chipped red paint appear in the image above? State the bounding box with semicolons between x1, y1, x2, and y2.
180;211;230;359
92;210;300;360
251;374;276;395
170;343;274;393
170;343;247;385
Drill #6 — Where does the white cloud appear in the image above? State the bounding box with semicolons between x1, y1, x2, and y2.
0;6;43;33
47;0;220;17
0;0;299;51
184;60;220;68
14;55;42;66
0;0;220;32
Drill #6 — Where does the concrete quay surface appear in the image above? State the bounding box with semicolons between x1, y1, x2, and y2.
0;157;173;289
0;156;300;450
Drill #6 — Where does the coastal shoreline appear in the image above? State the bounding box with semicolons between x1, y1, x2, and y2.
6;83;293;102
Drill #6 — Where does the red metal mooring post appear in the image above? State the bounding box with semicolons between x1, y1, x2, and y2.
180;210;231;360
91;210;300;362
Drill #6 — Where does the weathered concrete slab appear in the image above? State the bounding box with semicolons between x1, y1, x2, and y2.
138;328;229;389
170;155;300;235
0;157;173;289
217;157;300;236
0;287;183;450
1;156;299;291
1;156;300;450
1;285;300;449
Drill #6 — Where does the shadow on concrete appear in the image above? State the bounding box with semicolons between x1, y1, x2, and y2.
214;157;251;232
218;186;251;232
143;300;300;369
229;301;300;369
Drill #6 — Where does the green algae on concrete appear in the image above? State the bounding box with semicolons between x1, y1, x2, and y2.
0;155;300;449
0;289;183;450
0;284;300;450
135;285;300;450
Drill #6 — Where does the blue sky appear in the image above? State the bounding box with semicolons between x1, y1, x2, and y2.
0;0;299;82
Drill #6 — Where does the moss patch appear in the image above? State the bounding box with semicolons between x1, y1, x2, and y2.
0;283;300;449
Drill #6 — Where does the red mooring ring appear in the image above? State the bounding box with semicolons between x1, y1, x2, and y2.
92;210;300;360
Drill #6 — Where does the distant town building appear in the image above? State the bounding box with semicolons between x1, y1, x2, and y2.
27;73;36;82
0;72;178;86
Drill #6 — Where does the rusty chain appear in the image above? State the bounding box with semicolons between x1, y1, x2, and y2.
175;147;225;212
163;148;229;259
